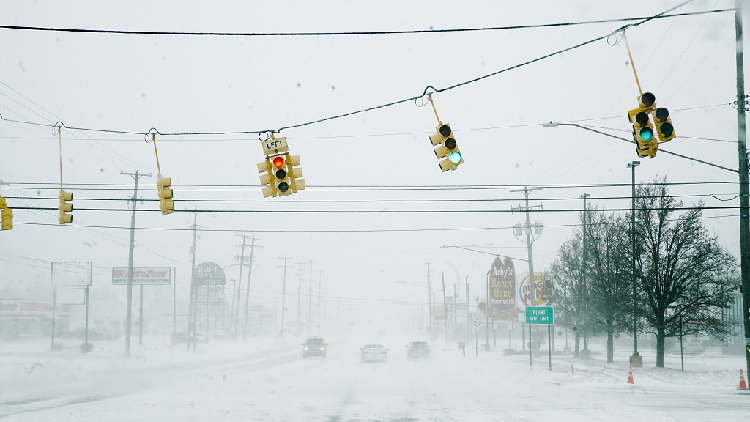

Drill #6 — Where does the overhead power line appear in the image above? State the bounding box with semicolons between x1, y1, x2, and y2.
15;212;737;233
0;1;702;137
9;205;739;214
0;9;730;37
3;192;739;204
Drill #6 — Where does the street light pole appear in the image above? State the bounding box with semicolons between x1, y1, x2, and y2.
628;160;641;367
734;0;750;382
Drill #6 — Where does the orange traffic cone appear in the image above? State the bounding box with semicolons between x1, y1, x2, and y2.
627;366;634;384
739;369;747;390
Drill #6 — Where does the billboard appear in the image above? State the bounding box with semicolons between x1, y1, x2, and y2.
488;256;516;318
0;300;71;319
51;262;92;287
518;273;552;307
112;267;171;285
193;262;226;286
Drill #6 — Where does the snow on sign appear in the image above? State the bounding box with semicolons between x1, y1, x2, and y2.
112;267;171;285
525;306;554;325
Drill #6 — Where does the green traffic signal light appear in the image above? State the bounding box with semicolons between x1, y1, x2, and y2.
640;127;653;142
448;151;462;164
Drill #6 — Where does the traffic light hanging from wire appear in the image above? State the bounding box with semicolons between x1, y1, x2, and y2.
157;175;174;215
58;190;73;224
257;135;305;198
653;107;675;142
430;123;463;171
627;92;673;159
425;95;463;171
0;195;12;231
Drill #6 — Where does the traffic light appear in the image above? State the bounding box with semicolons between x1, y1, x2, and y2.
271;155;292;196
0;196;11;231
157;175;174;215
58;190;73;224
630;110;657;158
258;155;294;197
258;135;305;198
429;123;463;171
258;158;276;198
653;108;675;142
287;155;305;193
0;208;11;231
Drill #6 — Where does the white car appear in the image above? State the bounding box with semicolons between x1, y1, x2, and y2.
360;344;388;363
682;337;703;355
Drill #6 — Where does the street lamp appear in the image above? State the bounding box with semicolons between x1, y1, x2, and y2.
627;160;642;367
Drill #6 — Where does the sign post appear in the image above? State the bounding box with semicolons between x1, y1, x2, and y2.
525;306;554;371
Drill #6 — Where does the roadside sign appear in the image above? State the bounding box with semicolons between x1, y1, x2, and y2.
493;320;512;330
473;319;481;326
112;267;171;285
261;137;289;154
525;306;554;325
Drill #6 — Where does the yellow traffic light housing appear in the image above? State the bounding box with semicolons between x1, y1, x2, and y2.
0;196;11;231
258;135;305;198
58;190;73;224
258;159;276;198
157;175;175;215
0;208;11;231
653;108;675;143
287;155;305;193
430;123;463;171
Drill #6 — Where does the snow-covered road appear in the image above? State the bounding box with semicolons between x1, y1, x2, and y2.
2;337;748;421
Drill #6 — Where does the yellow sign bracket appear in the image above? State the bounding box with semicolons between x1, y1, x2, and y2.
623;31;643;97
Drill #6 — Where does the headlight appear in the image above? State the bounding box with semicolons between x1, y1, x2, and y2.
320;347;325;351
304;347;308;350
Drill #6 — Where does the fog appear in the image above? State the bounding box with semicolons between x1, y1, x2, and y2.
2;0;750;420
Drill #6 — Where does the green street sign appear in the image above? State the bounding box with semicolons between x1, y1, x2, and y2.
525;306;554;325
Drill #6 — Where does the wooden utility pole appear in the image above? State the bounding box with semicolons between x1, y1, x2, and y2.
277;256;292;338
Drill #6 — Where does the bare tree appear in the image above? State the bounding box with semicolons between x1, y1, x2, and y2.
550;229;588;357
634;178;738;367
583;208;632;363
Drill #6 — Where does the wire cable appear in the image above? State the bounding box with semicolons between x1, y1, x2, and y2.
0;9;729;37
0;1;701;137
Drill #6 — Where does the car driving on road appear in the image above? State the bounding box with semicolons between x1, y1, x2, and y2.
406;341;431;360
360;344;388;363
302;336;327;358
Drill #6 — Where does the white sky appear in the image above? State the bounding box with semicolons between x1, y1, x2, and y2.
0;0;746;321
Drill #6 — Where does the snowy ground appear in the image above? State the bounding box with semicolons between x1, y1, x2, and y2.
1;335;748;421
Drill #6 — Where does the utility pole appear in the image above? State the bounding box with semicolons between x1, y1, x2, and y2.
233;234;247;340
465;278;470;345
139;284;145;345
242;236;261;342
734;0;750;382
121;169;151;358
442;272;447;344
173;267;177;337
511;186;543;308
317;271;323;332
278;256;292;338
627;161;641;366
187;212;198;351
308;260;313;337
427;263;432;343
295;262;304;335
485;270;490;350
581;193;590;352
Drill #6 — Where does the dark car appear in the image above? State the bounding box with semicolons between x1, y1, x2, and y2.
406;341;431;360
302;336;327;358
171;332;189;345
